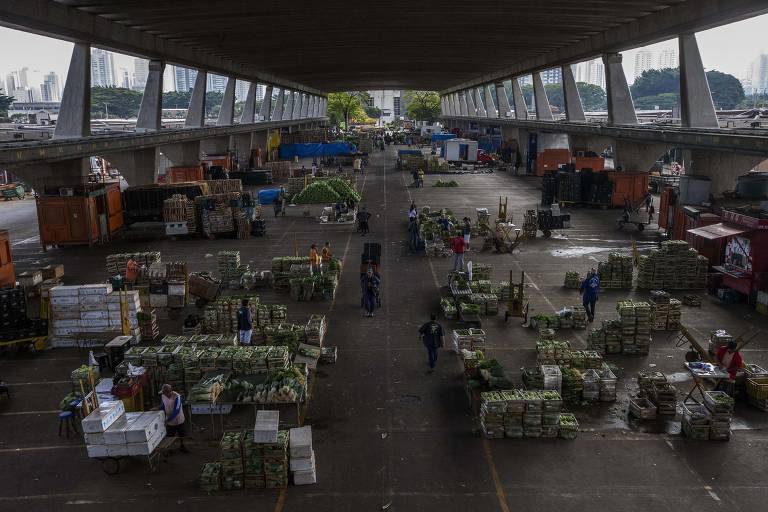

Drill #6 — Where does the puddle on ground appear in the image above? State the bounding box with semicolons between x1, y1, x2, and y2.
549;246;609;258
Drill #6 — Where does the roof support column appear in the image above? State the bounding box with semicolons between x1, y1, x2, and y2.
459;91;469;116
308;96;316;118
259;85;274;121
483;85;497;118
532;72;554;121
239;82;257;124
495;83;512;118
447;94;456;116
282;90;294;121
511;78;528;120
474;88;487;117
562;64;586;122
319;97;327;117
292;92;303;120
217;77;236;125
136;59;165;132
603;53;638;125
466;89;477;117
185;70;207;128
54;42;91;139
679;33;719;128
301;93;310;118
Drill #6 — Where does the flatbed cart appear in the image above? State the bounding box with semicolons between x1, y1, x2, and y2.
617;209;650;231
95;436;180;475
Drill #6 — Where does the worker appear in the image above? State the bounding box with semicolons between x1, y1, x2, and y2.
580;268;600;323
462;217;472;251
273;194;282;217
408;203;418;222
321;241;332;268
418;313;445;373
353;157;362;173
715;340;744;396
159;384;188;452
242;192;255;221
417;168;425;188
451;235;466;272
360;268;380;317
412;168;419;187
125;258;139;288
280;187;287;216
408;216;420;254
311;162;317;176
438;214;451;231
357;207;371;236
309;244;321;275
237;298;253;345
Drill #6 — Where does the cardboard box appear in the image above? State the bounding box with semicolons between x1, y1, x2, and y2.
18;270;43;288
41;264;64;280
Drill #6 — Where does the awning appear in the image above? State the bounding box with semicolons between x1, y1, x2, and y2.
687;223;752;241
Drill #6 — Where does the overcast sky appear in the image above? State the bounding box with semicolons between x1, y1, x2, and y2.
1;12;767;92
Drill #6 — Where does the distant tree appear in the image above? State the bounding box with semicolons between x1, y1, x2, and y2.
90;87;143;118
364;105;382;119
631;68;680;98
205;91;224;118
739;92;768;109
577;83;607;112
327;91;369;128
706;70;744;109
0;93;14;118
404;91;441;122
633;93;679;110
162;91;192;109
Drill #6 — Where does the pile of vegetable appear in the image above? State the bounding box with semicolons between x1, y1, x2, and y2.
293;178;360;204
188;372;227;402
433;179;459;187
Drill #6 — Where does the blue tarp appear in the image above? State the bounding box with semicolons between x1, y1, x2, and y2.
278;142;357;159
258;188;282;205
431;133;456;142
397;149;423;157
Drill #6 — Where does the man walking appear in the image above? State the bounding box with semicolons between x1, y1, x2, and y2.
237;298;253;345
462;217;472;251
580;268;600;322
358;207;371;236
419;314;444;373
159;383;188;452
451;235;466;271
309;244;321;275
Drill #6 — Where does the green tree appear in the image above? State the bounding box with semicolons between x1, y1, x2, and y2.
162;91;192;109
404;91;441;122
327;91;369;128
577;83;607;111
90;87;143;118
364;105;382;119
633;93;679;110
706;70;744;109
0;93;14;119
631;68;680;98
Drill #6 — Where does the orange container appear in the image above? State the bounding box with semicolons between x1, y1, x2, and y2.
167;166;203;184
608;172;649;207
573;156;605;171
36;196;99;251
102;184;125;233
535;149;571;176
0;230;15;288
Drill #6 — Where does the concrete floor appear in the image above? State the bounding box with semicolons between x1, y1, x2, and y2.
2;147;768;512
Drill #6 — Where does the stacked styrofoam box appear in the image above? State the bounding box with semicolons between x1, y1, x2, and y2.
84;410;166;457
254;410;279;443
51;284;142;347
289;426;316;485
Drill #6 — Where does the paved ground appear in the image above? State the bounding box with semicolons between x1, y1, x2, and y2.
1;147;768;512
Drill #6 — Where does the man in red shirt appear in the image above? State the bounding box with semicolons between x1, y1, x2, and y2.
715;341;743;396
451;236;466;272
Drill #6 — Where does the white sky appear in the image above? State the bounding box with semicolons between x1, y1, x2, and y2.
1;11;768;92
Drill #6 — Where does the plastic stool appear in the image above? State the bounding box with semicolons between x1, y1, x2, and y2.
58;410;78;438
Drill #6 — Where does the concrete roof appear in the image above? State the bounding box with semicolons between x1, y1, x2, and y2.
4;1;768;93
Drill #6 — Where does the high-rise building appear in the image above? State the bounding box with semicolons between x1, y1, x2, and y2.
367;90;402;125
40;72;61;102
133;58;149;90
5;69;32;102
119;68;131;89
573;59;605;89
658;48;678;69
235;80;249;102
540;68;562;85
256;84;266;102
207;74;227;93
747;54;768;94
173;66;198;92
91;48;117;87
634;50;655;79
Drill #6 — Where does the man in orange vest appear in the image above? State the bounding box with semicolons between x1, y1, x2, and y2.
309;244;321;275
125;258;139;288
321;241;332;272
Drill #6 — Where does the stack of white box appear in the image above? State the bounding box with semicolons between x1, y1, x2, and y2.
50;284;142;347
289;426;316;485
83;403;166;458
254;410;279;443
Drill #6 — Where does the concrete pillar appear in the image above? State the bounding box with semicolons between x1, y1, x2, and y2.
185;70;208;128
259;85;274;121
511;78;528;120
495;83;512;118
447;94;456;116
273;89;285;120
105;148;157;186
459;91;469;116
322;97;328;117
54;42;91;139
613;140;671;172
232;133;253;169
292;92;303;120
685;150;763;195
562;64;586;122
474;88;487;117
466;89;477;117
307;96;316;118
532;72;554;121
162;141;200;166
679;33;719;128
302;94;311;118
603;53;637;125
136;59;165;132
440;96;447;116
283;91;295;121
217;77;236;126
21;158;91;191
239;82;257;124
484;85;497;118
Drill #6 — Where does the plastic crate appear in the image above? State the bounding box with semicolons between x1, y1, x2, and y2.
746;377;768;400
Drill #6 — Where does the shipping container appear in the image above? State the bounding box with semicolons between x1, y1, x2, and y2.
0;230;14;288
573;156;605;171
535;149;571;176
167;166;203;184
606;172;649;207
36;195;99;251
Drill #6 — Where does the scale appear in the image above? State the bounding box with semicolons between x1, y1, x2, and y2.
504;270;529;323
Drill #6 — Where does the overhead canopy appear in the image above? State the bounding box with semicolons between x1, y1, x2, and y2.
688;223;752;240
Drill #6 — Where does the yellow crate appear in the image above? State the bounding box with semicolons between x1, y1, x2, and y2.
756;303;768;315
746;377;768;399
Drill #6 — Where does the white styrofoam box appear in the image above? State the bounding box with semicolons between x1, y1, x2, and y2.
290;450;315;472
53;310;81;320
102;416;131;445
84;432;105;445
51;296;79;306
79;294;106;306
53;319;80;328
190;403;233;415
79;283;113;296
50;285;80;297
105;290;140;303
253;410;280;443
51;337;76;348
167;284;186;296
292;468;317;485
80;318;110;328
86;444;128;458
81;310;109;320
53;327;75;336
758;291;768;306
124;412;166;444
80;303;108;312
81;400;126;433
289;426;312;459
149;294;168;308
125;429;165;456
